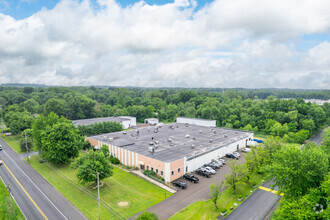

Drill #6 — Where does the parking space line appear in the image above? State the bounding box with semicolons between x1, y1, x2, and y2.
258;186;284;196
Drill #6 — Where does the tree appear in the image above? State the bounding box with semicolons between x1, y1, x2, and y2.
225;160;246;193
32;112;68;151
41;122;84;164
135;211;159;220
209;183;223;209
100;144;109;157
71;150;113;185
265;143;328;199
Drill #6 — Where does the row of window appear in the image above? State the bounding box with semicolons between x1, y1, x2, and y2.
146;166;164;176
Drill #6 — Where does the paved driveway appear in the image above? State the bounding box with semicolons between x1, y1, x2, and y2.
308;126;329;146
135;155;246;220
225;181;281;220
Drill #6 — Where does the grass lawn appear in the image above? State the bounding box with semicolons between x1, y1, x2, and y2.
29;155;172;220
0;177;25;220
170;173;264;220
2;135;22;154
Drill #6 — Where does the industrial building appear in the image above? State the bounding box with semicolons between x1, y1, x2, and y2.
86;118;253;183
72;116;136;129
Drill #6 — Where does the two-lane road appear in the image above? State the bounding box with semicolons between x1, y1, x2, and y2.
0;138;87;220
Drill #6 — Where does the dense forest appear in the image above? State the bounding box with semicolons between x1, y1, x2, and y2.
0;86;329;144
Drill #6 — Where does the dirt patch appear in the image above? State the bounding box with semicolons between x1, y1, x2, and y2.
118;201;129;207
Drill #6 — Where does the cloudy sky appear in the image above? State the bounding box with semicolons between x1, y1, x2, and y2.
0;0;329;89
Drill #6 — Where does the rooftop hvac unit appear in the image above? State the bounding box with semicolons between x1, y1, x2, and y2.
169;126;173;129
191;144;195;149
176;125;179;128
214;131;217;134
154;128;158;133
148;146;155;153
167;138;172;142
149;142;154;145
185;123;189;127
154;144;159;149
185;134;190;138
148;128;151;132
171;127;175;130
192;137;196;140
123;131;127;135
209;139;213;143
154;140;159;145
224;134;228;138
199;130;202;133
113;136;120;140
170;143;174;146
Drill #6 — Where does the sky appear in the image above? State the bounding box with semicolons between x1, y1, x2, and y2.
0;0;329;89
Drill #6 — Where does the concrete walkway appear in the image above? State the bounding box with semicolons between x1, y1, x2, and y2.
131;170;176;193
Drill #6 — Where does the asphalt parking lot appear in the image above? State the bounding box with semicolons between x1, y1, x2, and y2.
144;154;246;220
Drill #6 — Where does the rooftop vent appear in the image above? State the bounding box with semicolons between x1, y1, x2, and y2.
154;144;159;149
169;126;173;129
214;131;217;134
185;134;190;138
235;131;238;134
176;125;179;128
148;128;151;132
154;128;158;133
185;123;189;127
148;146;155;153
209;139;213;143
199;130;202;133
123;131;127;135
192;137;196;140
149;142;154;145
113;136;120;140
224;134;228;138
170;143;174;146
191;144;195;149
167;138;172;142
154;140;159;145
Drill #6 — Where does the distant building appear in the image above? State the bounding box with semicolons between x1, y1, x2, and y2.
72;116;136;129
86;117;253;183
176;117;216;127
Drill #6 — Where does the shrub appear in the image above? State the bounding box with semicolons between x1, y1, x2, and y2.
110;157;120;164
220;207;227;213
135;211;159;220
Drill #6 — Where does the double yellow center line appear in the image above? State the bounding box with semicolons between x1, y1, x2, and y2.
259;186;284;196
2;160;49;220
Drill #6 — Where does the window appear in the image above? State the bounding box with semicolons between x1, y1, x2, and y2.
151;167;154;171
178;168;181;173
161;171;163;176
186;166;188;172
171;171;174;176
156;169;158;174
147;165;149;170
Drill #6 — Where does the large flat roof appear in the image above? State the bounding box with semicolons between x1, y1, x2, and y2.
72;117;128;127
89;123;253;162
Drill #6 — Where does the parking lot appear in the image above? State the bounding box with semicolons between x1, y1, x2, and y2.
145;153;246;220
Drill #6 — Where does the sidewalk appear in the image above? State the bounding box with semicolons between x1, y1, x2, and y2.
131;170;176;193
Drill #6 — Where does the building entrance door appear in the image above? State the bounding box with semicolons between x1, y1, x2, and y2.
140;164;145;170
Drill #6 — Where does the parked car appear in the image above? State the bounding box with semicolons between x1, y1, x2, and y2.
241;148;251;153
204;163;218;170
0;145;2;151
0;159;2;165
196;169;211;178
203;166;216;174
233;152;240;157
183;174;199;183
226;153;239;159
209;162;221;169
173;181;187;189
212;160;223;167
218;158;226;164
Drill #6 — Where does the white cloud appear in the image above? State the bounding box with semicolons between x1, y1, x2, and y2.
0;0;329;89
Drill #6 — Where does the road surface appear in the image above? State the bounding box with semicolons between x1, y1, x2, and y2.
309;126;329;145
0;138;87;220
225;182;281;220
131;156;246;220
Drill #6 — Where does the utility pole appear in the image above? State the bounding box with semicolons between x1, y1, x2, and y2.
25;133;29;162
97;172;100;220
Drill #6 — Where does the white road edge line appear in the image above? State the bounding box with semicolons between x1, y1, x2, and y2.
2;149;68;220
0;174;28;220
